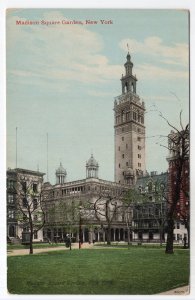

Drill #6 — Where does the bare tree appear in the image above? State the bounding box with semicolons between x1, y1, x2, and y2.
157;112;189;254
93;188;126;245
16;180;45;254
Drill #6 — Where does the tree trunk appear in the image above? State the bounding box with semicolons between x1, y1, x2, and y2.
29;230;33;254
159;226;162;247
127;227;130;245
107;225;111;245
165;217;174;254
29;213;34;255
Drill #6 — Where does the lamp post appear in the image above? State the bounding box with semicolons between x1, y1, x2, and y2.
79;205;82;249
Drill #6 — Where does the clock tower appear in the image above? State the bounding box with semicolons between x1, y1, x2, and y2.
114;52;146;185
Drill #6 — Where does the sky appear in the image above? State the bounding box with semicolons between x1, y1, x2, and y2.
6;9;189;184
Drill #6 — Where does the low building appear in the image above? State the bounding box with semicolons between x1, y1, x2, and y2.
133;171;187;243
42;155;130;243
167;129;189;245
7;168;45;243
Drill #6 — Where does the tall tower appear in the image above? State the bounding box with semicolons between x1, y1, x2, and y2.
114;52;146;185
55;163;67;184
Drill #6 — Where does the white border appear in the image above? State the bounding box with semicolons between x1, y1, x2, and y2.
1;1;194;300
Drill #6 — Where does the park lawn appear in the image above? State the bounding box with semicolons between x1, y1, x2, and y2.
7;248;189;295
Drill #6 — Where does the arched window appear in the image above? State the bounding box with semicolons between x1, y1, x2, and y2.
121;111;125;122
125;82;128;93
148;181;153;193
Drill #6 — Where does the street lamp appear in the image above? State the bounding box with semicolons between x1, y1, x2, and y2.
79;205;82;249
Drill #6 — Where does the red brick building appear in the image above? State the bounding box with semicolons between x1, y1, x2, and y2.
167;128;189;244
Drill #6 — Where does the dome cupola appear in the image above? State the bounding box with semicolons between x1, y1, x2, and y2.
55;162;67;184
86;154;99;178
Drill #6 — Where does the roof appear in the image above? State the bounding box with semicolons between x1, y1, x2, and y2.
86;154;99;168
7;168;45;177
55;163;67;175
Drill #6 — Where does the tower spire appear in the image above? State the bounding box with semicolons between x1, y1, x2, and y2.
114;52;146;185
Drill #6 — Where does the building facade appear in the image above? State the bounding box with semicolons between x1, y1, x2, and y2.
42;156;130;244
166;128;189;244
133;171;188;243
7;168;45;243
114;52;146;185
133;172;168;242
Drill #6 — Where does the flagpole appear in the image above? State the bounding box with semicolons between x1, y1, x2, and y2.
16;127;18;168
47;133;49;182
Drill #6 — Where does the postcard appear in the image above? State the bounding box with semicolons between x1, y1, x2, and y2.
5;7;190;298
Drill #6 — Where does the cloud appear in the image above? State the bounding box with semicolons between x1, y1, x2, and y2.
7;11;122;88
136;63;188;81
87;90;115;97
119;37;188;67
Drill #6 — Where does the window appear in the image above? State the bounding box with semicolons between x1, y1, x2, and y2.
126;162;128;166
176;222;180;229
138;145;141;150
33;199;38;209
126;144;128;149
122;154;124;159
23;198;28;208
137;137;141;142
133;112;137;121
8;210;14;219
148;182;152;192
8;194;14;203
122;137;124;141
122;127;124;132
138;163;141;168
34;214;38;221
22;182;27;193
118;146;120;151
118;164;121;168
34;230;38;239
8;180;15;189
33;183;37;193
138;154;141;159
116;116;120;124
23;214;27;221
149;232;153;240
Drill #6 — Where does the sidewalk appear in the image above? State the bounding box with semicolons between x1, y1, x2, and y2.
158;285;189;295
7;242;94;256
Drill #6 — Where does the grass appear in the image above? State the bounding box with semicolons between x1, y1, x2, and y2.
7;248;189;295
